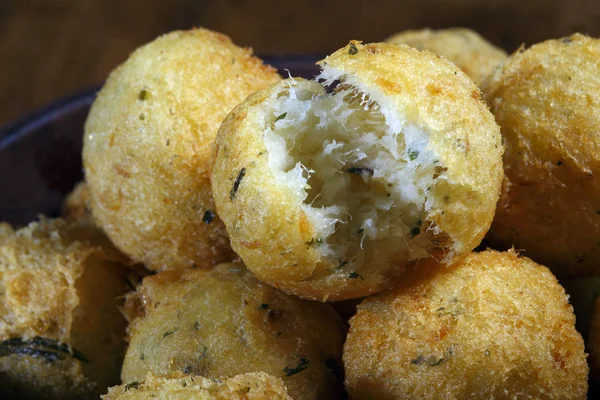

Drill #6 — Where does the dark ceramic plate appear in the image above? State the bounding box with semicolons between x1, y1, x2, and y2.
0;56;320;226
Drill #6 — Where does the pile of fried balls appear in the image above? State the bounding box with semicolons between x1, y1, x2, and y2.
2;26;600;399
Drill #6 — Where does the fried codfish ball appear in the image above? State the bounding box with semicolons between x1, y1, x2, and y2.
385;28;507;86
83;28;280;272
103;372;291;400
121;263;345;400
212;41;503;301
0;218;129;399
484;33;600;277
344;250;588;400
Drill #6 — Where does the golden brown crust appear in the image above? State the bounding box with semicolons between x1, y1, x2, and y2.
212;42;503;301
103;372;292;400
0;218;129;399
343;250;588;400
386;28;507;86
121;263;344;400
484;33;600;277
83;28;280;271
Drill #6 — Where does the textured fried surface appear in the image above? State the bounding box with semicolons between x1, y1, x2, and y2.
121;263;344;400
0;218;129;399
484;33;600;277
83;28;280;271
212;41;503;301
103;372;291;400
386;28;507;86
344;250;588;400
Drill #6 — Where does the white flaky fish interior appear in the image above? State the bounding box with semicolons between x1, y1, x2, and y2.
263;69;448;268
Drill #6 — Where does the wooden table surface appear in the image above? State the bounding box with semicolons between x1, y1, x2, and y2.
1;0;599;127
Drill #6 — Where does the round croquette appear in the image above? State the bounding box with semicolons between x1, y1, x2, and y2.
211;41;503;301
120;263;345;400
102;372;292;400
0;218;129;399
83;28;280;271
385;27;507;86
484;33;600;278
343;250;588;400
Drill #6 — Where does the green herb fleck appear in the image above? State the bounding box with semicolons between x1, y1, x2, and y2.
349;272;364;280
408;149;419;161
349;43;359;55
275;112;287;122
346;166;374;177
557;160;564;166
338;260;349;269
202;210;215;224
198;346;208;360
139;114;145;120
138;89;149;101
306;237;323;246
284;358;309;376
194;321;200;330
409;219;422;238
259;303;269;309
163;331;174;338
125;382;140;391
0;337;89;364
140;353;145;360
230;168;246;200
433;165;448;179
411;347;453;366
275;331;283;338
183;365;193;374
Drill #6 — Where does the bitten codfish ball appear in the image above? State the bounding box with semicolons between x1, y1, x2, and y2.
83;28;280;271
212;41;503;301
102;372;292;400
121;263;345;400
0;219;129;399
386;27;507;86
343;250;588;400
484;33;600;277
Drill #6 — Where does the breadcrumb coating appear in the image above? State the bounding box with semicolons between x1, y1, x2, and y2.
212;41;503;300
121;263;344;400
0;218;129;399
83;28;280;271
344;250;588;399
386;27;507;86
484;33;600;277
103;372;291;400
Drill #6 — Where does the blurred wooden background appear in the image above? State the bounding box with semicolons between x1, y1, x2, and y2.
1;0;600;126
